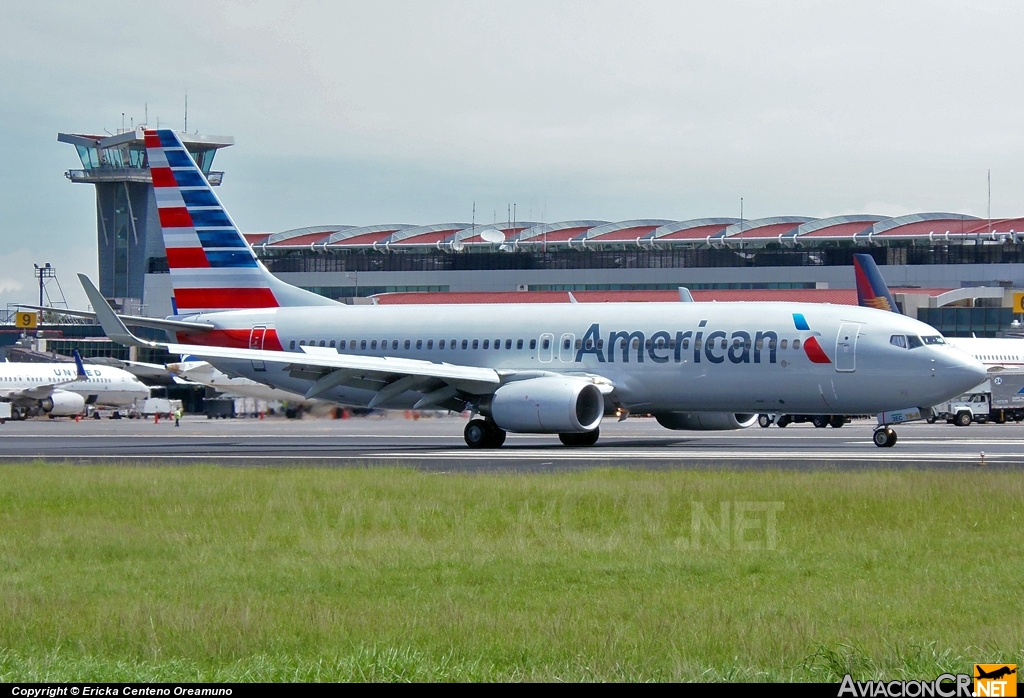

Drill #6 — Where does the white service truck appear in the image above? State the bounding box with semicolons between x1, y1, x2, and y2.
930;370;1024;425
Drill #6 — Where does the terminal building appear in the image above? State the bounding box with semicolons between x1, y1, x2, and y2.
57;127;1024;339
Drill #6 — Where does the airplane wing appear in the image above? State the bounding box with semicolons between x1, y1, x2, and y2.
79;274;613;408
15;305;215;333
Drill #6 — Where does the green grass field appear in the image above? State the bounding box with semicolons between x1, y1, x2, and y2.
0;464;1020;681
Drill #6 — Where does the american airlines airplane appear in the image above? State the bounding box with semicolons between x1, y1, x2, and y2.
853;253;1024;371
77;129;986;448
0;351;149;420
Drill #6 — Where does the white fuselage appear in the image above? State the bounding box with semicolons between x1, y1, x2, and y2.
944;337;1024;370
175;301;986;415
0;362;150;407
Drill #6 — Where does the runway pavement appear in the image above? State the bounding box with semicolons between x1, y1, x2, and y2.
1;413;1023;469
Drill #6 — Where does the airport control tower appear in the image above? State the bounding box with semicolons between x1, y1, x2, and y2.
58;128;233;316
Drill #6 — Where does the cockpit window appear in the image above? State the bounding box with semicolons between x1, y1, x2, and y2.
907;335;924;349
922;335;946;345
890;334;907;348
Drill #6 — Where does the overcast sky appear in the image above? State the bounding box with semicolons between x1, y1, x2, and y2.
1;0;1022;308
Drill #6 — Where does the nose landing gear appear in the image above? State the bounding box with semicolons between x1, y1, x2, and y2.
872;427;897;448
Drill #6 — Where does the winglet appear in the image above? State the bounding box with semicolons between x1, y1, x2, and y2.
78;274;153;348
678;287;694;302
72;349;87;379
568;292;578;304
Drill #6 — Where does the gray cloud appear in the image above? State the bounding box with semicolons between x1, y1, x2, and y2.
1;0;1022;308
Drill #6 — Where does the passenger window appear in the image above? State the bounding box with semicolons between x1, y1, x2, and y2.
541;339;549;350
565;338;573;349
575;339;582;349
682;338;690;349
585;339;594;349
329;340;336;348
644;339;652;349
732;338;740;348
416;340;423;349
426;340;433;349
370;340;377;349
392;340;399;350
494;339;500;349
907;335;923;349
472;340;479;349
439;339;446;349
360;340;367;350
631;338;640;349
299;340;306;346
339;340;346;349
319;340;325;347
768;338;777;350
597;339;604;349
517;339;523;349
890;335;907;348
780;339;788;350
462;340;468;349
720;339;727;349
290;340;296;350
404;340;411;349
483;340;490;349
694;338;702;350
793;339;801;350
506;339;512;349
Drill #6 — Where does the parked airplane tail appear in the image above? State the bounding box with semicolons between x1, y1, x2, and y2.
144;129;338;314
853;253;900;313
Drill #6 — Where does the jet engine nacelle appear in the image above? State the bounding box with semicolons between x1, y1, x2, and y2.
39;390;86;416
490;377;604;433
655;412;758;431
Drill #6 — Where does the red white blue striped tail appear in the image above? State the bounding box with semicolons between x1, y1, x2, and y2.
145;129;337;314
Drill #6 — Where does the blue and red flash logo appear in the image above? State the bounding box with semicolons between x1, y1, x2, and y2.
793;313;831;364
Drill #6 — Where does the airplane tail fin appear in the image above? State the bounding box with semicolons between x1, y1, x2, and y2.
853;253;900;313
144;129;337;314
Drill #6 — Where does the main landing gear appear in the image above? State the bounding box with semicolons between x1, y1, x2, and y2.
872;427;897;448
463;420;601;448
464;419;506;449
559;428;600;447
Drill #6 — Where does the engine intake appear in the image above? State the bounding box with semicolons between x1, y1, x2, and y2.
655;412;758;431
490;377;604;433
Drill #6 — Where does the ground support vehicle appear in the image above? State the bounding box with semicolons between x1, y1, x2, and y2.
931;371;1024;425
759;413;848;428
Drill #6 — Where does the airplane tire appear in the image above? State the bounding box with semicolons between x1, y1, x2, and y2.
464;419;491;449
873;428;897;447
487;427;507;448
758;414;773;428
829;415;845;428
559;428;600;447
955;411;972;427
812;415;829;428
776;416;790;428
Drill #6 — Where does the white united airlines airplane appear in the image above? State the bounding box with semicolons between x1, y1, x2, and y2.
76;129;986;448
0;351;149;420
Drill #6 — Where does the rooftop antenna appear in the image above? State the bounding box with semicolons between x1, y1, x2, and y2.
472;201;475;237
144;102;148;127
121;112;125;133
184;91;188;133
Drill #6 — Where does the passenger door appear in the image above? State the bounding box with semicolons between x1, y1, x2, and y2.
835;323;859;372
249;326;267;372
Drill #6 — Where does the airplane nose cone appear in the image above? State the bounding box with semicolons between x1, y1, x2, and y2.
942;352;987;394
